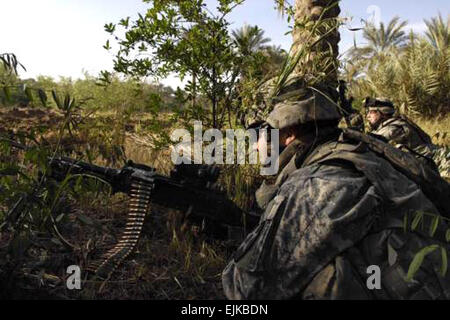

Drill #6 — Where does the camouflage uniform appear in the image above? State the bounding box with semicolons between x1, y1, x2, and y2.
222;89;450;300
365;98;437;160
372;115;436;159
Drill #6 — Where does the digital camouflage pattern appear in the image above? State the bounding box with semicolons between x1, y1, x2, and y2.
369;114;450;179
222;130;450;300
371;115;436;159
265;92;341;129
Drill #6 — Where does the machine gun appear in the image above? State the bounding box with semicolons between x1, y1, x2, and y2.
3;139;259;279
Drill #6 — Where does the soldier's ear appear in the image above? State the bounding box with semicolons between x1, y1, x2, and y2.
283;126;297;138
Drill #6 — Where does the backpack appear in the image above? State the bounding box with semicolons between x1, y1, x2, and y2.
342;129;450;218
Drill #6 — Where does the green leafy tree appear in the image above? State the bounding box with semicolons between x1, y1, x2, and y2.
104;0;247;129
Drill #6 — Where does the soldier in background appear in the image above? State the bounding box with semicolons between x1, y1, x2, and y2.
222;79;450;300
365;97;437;161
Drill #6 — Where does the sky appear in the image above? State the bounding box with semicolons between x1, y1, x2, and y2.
0;0;448;88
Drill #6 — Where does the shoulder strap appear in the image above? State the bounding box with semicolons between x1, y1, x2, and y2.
341;129;450;218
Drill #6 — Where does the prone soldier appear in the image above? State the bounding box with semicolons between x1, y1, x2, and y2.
364;97;437;161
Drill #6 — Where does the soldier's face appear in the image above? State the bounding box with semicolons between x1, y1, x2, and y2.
366;110;382;129
256;128;292;162
256;128;295;151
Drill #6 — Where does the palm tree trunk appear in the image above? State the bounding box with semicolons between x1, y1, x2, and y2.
292;0;341;87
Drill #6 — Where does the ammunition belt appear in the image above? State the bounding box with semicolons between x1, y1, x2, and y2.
86;179;153;279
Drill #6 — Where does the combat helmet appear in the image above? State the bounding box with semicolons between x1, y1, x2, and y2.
364;97;395;115
246;74;342;130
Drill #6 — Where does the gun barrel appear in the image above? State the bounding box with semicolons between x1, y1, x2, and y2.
2;138;121;183
53;156;119;176
48;156;123;190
